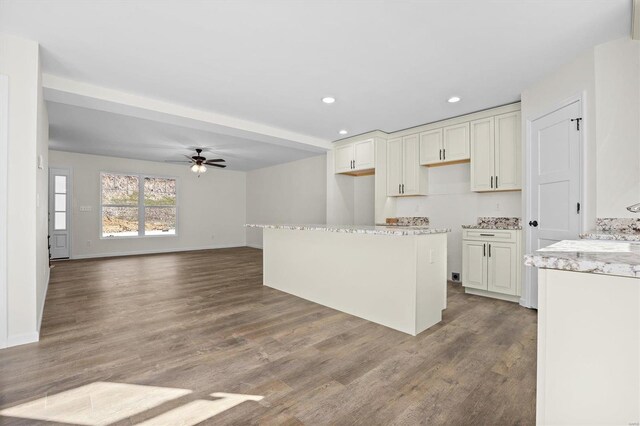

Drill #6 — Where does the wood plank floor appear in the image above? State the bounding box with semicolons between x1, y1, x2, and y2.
0;247;537;425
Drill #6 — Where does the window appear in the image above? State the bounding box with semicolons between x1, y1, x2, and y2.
101;173;177;238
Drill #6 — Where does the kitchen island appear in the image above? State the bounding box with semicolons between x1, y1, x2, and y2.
246;224;450;336
525;239;640;425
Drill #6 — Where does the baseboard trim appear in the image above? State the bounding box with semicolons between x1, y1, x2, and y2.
246;243;263;249
70;243;247;260
7;331;39;347
464;287;520;303
37;267;51;332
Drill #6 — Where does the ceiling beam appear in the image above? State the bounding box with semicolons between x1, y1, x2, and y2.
42;74;330;153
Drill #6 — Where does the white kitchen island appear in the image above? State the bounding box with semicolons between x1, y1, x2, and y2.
247;224;449;336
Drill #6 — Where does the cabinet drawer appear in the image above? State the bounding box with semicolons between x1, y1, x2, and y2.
462;229;518;243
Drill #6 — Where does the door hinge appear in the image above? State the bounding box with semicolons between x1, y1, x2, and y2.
577;202;581;214
570;117;582;131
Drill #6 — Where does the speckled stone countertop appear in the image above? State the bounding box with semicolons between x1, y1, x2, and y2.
524;239;640;278
246;224;450;236
462;217;522;230
580;218;640;241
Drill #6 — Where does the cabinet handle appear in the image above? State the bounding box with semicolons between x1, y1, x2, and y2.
402;184;405;194
480;233;494;237
495;175;498;188
483;243;486;257
490;176;493;188
398;184;401;194
439;149;442;160
443;149;445;160
488;244;492;257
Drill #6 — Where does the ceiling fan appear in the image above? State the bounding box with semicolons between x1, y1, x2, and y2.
167;148;226;175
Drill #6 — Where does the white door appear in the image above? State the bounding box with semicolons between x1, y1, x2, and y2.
470;117;495;191
462;240;487;290
419;129;443;165
402;134;420;195
49;168;71;259
442;122;470;162
487;242;518;295
353;139;375;171
494;112;521;191
386;137;403;196
527;101;582;308
334;144;354;173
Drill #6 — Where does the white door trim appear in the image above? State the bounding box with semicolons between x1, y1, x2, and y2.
49;167;73;259
522;93;586;309
0;74;8;349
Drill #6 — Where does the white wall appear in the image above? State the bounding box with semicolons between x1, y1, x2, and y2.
0;34;45;345
48;151;247;258
396;163;521;279
595;38;640;217
36;56;49;330
246;155;327;248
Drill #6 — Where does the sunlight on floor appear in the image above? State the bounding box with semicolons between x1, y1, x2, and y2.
0;382;263;426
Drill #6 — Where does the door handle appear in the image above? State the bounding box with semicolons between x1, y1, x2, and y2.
490;176;493;188
528;220;538;227
488;243;491;257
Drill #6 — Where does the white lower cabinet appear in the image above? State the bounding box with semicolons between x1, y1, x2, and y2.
462;229;521;300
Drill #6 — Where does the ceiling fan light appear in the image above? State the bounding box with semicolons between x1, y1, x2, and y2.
198;164;207;173
191;164;199;173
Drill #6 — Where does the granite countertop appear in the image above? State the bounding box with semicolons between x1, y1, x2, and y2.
580;231;640;242
462;217;522;230
524;239;640;278
245;224;450;236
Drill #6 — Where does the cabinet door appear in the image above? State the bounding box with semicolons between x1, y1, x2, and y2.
470;117;495;191
419;129;443;165
462;240;487;290
494;112;521;191
487;242;518;295
443;122;470;162
334;144;354;174
386;137;403;196
402;134;421;195
353;139;375;171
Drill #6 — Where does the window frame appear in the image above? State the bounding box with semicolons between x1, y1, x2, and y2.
99;172;179;239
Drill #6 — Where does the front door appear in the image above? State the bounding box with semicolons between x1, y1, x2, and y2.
49;168;71;259
527;100;582;308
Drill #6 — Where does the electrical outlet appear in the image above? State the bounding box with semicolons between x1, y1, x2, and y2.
451;272;460;282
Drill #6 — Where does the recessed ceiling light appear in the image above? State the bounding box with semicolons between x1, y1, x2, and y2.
448;96;461;103
322;97;336;104
339;129;348;135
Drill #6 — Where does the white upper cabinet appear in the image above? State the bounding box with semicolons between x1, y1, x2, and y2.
442;123;470;162
494;112;521;191
387;134;427;196
334;138;375;175
420;123;470;166
470;112;521;192
419;129;443;165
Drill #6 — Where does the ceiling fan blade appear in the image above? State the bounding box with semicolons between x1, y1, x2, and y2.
165;160;192;163
208;163;226;168
204;159;225;164
184;155;196;162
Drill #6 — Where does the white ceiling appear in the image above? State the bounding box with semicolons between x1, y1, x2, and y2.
47;102;318;171
0;0;632;165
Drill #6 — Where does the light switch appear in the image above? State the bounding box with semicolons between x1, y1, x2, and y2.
79;206;92;212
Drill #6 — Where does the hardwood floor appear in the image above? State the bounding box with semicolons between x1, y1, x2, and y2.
0;247;537;425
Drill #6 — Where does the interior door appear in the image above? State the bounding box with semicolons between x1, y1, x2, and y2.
494;112;521;191
386;137;403;196
462;240;487;290
353;139;375;170
470;117;495;191
49;168;71;259
442;122;470;162
528;101;582;308
487;242;518;295
419;129;442;165
402;134;420;195
334;144;354;173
